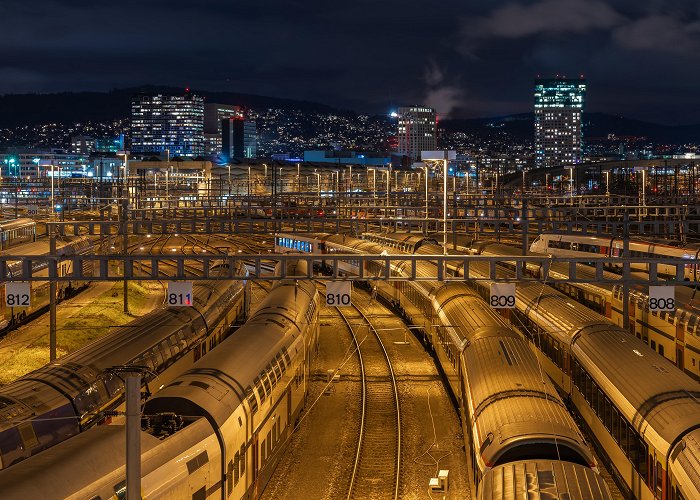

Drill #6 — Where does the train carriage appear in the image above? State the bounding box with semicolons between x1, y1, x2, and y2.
0;266;249;470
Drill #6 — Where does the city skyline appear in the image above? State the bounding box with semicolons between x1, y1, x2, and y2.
1;0;699;125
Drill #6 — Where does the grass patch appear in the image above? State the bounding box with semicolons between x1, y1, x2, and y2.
0;346;68;385
0;281;163;384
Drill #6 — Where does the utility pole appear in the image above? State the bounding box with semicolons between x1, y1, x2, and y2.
126;373;141;499
122;198;129;313
49;228;57;362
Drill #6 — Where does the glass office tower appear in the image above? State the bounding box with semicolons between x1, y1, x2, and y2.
534;78;586;168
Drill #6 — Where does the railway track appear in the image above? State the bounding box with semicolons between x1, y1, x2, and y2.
330;289;401;500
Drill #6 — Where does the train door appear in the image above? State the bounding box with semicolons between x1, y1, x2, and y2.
188;459;209;500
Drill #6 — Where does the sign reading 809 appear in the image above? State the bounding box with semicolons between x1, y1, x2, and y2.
490;283;516;309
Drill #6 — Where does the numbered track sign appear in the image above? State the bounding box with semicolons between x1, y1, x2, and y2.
490;283;516;309
5;282;31;308
326;281;352;307
167;282;193;307
649;286;675;312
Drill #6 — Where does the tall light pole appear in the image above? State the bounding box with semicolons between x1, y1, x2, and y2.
50;161;55;220
568;166;574;205
423;166;429;219
227;165;231;196
605;171;610;197
387;164;392;214
443;157;448;253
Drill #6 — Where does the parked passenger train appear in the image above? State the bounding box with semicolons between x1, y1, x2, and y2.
0;218;36;250
0;236;93;332
472;241;700;381
277;233;611;499
289;231;700;499
530;233;700;280
0;260;319;499
0;262;249;470
456;241;700;500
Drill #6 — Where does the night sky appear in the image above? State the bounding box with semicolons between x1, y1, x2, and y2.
2;0;699;124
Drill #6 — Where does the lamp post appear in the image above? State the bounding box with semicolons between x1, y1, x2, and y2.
568;166;574;206
443;157;448;253
605;171;610;197
423;166;429;219
384;170;390;215
50;161;55;220
314;171;321;198
227;165;231;196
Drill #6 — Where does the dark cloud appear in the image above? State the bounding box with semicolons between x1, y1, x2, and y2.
0;0;698;124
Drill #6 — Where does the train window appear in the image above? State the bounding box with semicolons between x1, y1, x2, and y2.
114;481;127;500
687;315;697;333
612;408;620;443
640;442;648;481
245;386;258;415
17;422;39;449
620;421;630;456
604;397;612;432
261;372;272;395
656;461;663;497
272;357;283;379
591;382;598;412
266;364;277;388
227;460;234;494
659;345;665;357
585;374;593;403
597;388;604;417
240;443;246;476
254;376;266;403
233;451;240;485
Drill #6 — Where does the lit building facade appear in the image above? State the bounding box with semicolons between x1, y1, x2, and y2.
534;78;585;168
130;91;205;156
221;119;257;161
397;106;437;161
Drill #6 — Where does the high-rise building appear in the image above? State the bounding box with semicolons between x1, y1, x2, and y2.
70;136;96;155
221;119;257;161
534;77;586;168
130;91;205;156
396;106;437;161
204;104;244;134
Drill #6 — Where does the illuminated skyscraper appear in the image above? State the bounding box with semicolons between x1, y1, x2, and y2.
222;118;257;161
397;106;437;161
130;91;204;156
534;78;585;168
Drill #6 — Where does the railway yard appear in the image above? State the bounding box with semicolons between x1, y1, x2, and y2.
0;188;698;500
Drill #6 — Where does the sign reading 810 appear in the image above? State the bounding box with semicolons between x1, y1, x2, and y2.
326;281;351;306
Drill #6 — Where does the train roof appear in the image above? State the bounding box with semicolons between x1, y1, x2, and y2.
478;460;611;500
431;283;510;344
145;278;317;427
361;232;437;252
464;332;592;468
324;234;386;254
0;418;212;499
0;218;35;231
669;428;700;500
573;324;700;456
0;236;90;257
